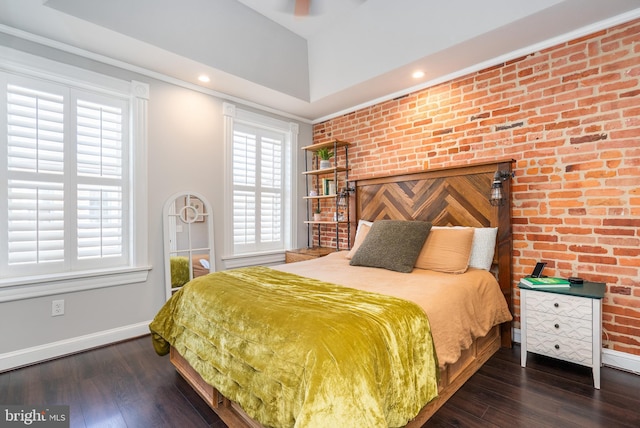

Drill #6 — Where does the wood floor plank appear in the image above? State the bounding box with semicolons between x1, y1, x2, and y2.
427;404;501;428
1;336;639;428
483;353;640;427
77;375;128;427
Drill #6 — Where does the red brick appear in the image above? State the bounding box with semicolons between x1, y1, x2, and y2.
603;218;640;227
569;245;608;254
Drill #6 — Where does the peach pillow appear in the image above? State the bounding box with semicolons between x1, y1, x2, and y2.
432;226;498;271
414;227;474;274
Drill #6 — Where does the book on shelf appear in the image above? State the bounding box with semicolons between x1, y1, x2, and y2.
321;178;335;195
520;276;570;288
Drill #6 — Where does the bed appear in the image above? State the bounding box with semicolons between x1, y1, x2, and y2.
150;160;514;427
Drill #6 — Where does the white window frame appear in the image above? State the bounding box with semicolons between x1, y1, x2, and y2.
0;46;149;302
222;102;297;268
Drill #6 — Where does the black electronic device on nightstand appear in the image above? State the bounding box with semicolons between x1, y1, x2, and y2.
530;262;546;278
568;276;584;286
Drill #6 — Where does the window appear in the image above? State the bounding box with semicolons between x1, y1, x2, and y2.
223;103;297;264
0;47;149;298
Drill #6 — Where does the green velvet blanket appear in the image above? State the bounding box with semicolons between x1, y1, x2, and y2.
149;266;439;427
169;256;190;287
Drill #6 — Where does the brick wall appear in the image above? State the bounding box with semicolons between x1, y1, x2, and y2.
312;19;640;355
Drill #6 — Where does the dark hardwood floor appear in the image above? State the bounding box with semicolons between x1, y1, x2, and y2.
1;335;638;427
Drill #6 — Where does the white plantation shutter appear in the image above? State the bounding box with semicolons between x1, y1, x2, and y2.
76;99;123;179
75;96;127;262
233;190;255;245
77;184;123;259
6;82;66;271
233;129;256;187
260;136;282;244
7;180;65;265
7;84;65;174
260;192;281;243
2;73;130;279
232;123;285;254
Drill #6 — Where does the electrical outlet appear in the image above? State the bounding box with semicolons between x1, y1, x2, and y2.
52;299;65;317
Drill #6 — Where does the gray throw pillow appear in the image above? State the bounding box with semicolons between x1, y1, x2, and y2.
349;220;432;273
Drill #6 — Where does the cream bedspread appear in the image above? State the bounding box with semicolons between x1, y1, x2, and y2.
276;251;512;366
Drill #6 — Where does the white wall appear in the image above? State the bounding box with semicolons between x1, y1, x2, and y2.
0;34;312;368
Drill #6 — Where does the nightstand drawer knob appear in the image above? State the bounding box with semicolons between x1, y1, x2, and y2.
555;344;560;350
554;303;559;308
554;323;560;329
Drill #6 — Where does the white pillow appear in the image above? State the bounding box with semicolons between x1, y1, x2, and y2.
346;219;373;259
432;226;497;271
469;227;498;270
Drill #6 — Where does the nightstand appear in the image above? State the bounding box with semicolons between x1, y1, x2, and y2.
519;280;606;389
284;247;336;263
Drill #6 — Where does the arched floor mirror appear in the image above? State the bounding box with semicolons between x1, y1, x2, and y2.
163;192;215;300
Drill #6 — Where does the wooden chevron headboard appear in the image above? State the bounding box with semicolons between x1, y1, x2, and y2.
354;160;514;346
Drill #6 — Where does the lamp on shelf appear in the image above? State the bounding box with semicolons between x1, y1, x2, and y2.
489;170;514;206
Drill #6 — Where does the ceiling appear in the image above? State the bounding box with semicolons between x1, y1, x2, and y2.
1;0;639;122
236;0;369;39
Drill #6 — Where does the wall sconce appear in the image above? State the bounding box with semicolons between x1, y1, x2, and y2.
337;186;355;208
490;170;514;206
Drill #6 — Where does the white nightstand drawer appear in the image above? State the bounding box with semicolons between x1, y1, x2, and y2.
526;331;592;365
525;290;592;320
525;310;592;341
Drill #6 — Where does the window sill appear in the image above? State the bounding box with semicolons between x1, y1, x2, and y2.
0;266;152;302
222;251;286;269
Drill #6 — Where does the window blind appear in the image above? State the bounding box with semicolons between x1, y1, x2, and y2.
76;98;125;260
2;76;130;278
76;99;123;179
232;124;285;253
7;84;65;174
7;180;65;265
6;84;66;267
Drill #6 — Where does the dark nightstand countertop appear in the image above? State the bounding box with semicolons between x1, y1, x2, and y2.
286;247;337;256
518;280;606;299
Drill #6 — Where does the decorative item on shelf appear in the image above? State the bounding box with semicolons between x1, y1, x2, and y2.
489;170;515;206
313;204;322;221
309;189;318;197
322;178;335;195
316;147;334;169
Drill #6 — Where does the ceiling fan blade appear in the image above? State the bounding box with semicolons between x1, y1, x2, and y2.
294;0;310;16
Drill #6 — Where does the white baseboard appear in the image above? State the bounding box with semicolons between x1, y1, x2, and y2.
513;328;640;375
0;321;152;372
602;348;640;375
513;327;521;344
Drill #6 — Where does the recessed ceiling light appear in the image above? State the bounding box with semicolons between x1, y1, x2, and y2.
412;71;425;79
198;75;210;83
